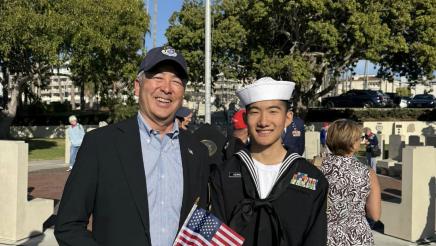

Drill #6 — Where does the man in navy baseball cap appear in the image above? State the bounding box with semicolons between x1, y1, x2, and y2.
55;45;212;246
138;46;188;82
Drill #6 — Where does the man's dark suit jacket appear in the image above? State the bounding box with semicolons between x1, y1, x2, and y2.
55;117;211;246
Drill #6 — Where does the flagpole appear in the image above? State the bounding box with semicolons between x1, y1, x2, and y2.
204;0;212;124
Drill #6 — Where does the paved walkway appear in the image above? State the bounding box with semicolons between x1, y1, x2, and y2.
1;160;434;245
28;159;67;172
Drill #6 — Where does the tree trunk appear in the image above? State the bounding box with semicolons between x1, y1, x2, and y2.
70;84;76;110
0;115;14;139
1;65;9;109
58;67;64;102
0;80;21;139
80;81;85;110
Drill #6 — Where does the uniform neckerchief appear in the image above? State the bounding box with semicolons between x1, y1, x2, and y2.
230;149;302;246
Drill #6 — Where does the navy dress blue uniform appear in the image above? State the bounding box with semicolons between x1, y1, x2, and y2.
282;117;305;155
211;150;328;246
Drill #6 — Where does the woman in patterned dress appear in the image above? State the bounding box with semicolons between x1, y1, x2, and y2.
320;119;381;245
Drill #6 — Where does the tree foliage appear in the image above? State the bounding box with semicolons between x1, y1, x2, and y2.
166;0;436;113
166;0;248;89
0;0;148;139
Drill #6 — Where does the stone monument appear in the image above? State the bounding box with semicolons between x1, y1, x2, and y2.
381;146;436;242
0;141;53;243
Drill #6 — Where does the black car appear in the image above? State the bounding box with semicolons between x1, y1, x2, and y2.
385;92;408;107
407;94;436;108
321;90;384;108
379;92;395;107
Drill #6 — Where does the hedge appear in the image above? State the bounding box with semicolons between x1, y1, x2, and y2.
12;107;436;126
12;111;111;126
305;108;436;122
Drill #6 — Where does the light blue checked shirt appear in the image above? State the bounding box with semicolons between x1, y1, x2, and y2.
137;113;184;246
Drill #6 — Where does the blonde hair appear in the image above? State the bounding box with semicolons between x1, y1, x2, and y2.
68;115;77;123
326;119;362;156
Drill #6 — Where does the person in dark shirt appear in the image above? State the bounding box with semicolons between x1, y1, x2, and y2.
320;122;329;156
282;115;305;155
363;127;379;171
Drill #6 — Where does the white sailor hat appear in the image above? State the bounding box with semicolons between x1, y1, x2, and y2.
236;77;295;107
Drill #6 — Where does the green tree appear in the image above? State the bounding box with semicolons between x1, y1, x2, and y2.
56;0;149;110
0;0;64;139
377;0;436;82
0;0;148;139
166;0;248;85
166;0;435;114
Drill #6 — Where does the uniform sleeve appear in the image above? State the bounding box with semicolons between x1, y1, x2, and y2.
302;175;328;246
209;164;228;223
55;133;100;246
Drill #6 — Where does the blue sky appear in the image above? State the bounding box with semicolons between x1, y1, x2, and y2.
145;0;377;75
144;0;183;50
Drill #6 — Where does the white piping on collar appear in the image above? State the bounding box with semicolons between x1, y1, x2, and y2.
235;150;302;198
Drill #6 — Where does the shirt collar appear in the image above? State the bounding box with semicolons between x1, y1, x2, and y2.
137;112;180;139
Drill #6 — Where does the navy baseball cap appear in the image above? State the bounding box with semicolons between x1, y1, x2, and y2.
175;107;192;118
138;46;188;80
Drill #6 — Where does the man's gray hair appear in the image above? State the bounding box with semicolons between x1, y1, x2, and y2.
136;71;147;84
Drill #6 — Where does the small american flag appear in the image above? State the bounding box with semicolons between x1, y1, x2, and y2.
173;204;245;246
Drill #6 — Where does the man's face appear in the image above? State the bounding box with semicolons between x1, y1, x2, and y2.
70;120;77;126
246;100;292;148
134;64;185;125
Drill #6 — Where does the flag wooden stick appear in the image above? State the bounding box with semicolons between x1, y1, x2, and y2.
172;198;200;246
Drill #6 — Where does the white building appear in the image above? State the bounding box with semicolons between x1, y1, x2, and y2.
0;64;98;109
39;66;81;107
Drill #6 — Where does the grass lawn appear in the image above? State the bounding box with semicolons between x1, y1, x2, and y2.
27;138;65;161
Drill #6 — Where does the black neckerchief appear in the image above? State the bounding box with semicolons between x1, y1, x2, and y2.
230;149;302;246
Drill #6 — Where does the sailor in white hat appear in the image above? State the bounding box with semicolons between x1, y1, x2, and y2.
211;77;328;246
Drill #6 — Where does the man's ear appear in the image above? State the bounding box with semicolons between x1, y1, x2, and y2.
134;79;140;97
285;110;293;128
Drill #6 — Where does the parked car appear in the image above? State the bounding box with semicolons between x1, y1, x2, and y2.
385;92;410;108
379;92;395;107
407;94;436;108
321;90;384;108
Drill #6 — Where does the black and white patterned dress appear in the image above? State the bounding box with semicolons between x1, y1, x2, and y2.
320;154;374;246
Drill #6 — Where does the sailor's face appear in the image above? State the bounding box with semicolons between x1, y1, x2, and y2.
246;100;292;148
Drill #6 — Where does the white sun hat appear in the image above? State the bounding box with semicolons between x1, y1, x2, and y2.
236;77;296;107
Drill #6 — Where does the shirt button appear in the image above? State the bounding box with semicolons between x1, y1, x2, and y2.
161;175;165;179
146;139;150;143
161;201;164;205
162;228;166;232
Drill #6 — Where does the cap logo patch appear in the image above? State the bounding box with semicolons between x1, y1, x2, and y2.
161;48;177;57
